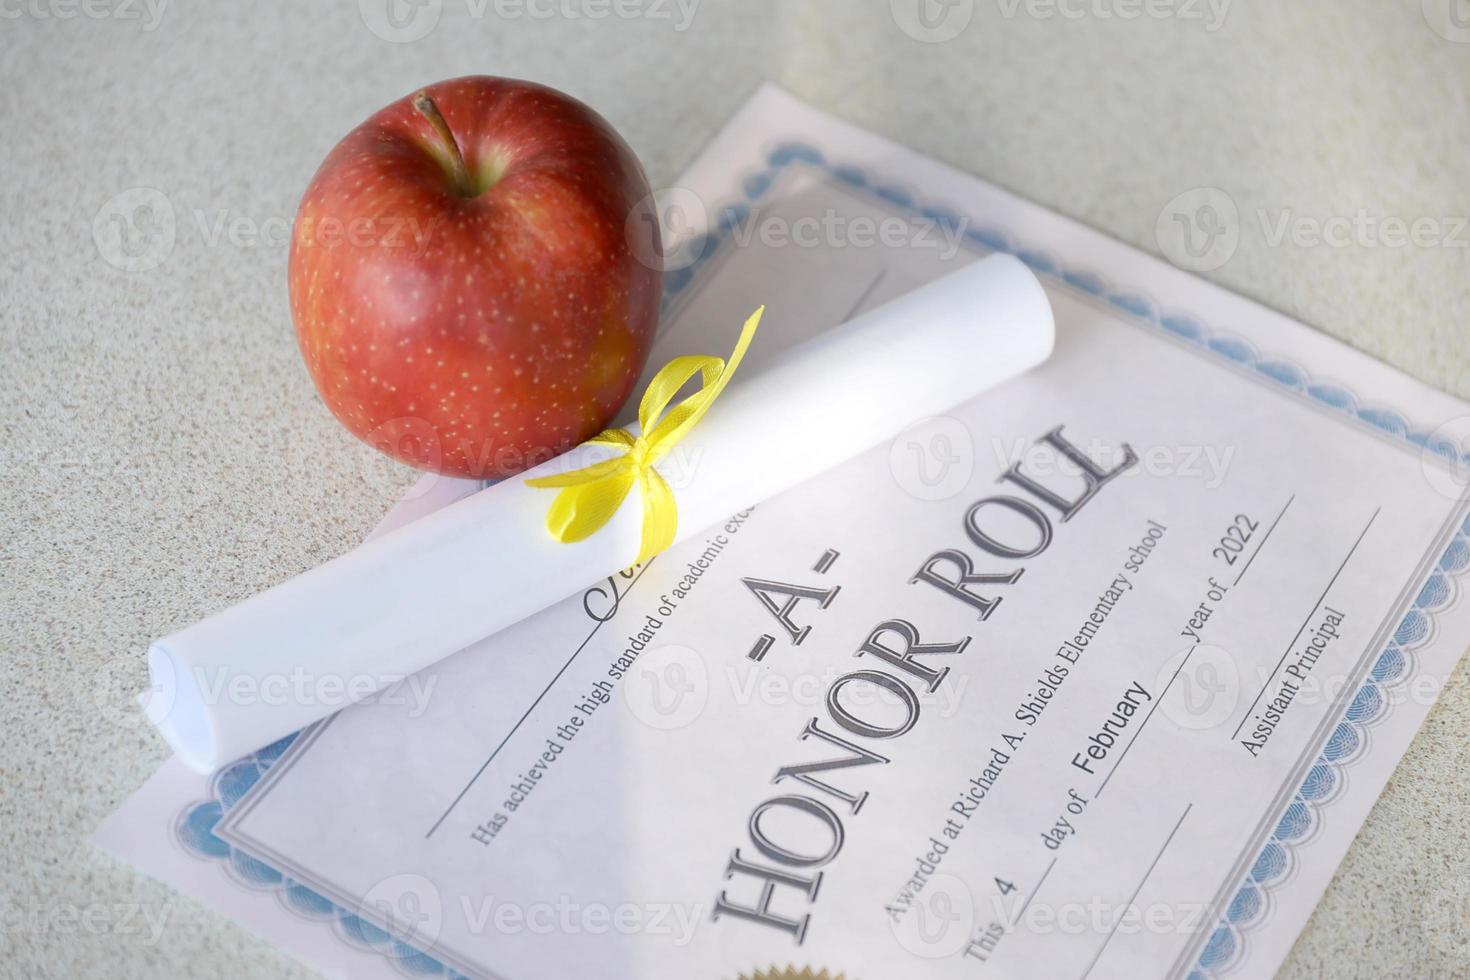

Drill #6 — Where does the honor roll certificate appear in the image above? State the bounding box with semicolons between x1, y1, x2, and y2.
101;86;1470;980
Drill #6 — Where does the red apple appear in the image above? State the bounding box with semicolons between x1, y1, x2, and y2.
289;76;662;479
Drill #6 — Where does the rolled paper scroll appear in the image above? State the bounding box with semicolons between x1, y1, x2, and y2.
147;253;1055;771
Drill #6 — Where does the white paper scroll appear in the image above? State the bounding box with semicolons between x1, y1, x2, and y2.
146;253;1055;772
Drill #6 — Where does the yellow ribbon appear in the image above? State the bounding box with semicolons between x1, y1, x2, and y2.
526;307;765;563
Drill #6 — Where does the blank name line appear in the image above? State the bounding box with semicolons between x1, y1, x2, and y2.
425;561;656;839
1095;645;1198;798
1233;494;1295;586
1079;803;1193;980
1229;507;1379;740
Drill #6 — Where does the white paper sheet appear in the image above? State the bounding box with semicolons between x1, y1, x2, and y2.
100;85;1470;980
147;255;1054;772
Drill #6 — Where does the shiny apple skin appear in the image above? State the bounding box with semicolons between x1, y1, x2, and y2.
289;76;662;479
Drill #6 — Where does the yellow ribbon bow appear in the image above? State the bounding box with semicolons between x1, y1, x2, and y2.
526;307;765;563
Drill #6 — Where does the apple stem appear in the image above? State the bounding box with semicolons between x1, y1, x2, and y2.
412;91;472;196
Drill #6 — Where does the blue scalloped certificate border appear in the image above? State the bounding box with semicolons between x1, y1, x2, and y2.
173;142;1470;980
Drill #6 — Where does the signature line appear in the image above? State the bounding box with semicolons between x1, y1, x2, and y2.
424;561;656;839
1232;494;1295;586
1229;507;1379;740
1079;803;1193;980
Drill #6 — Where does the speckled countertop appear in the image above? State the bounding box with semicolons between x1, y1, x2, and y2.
3;1;1468;977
